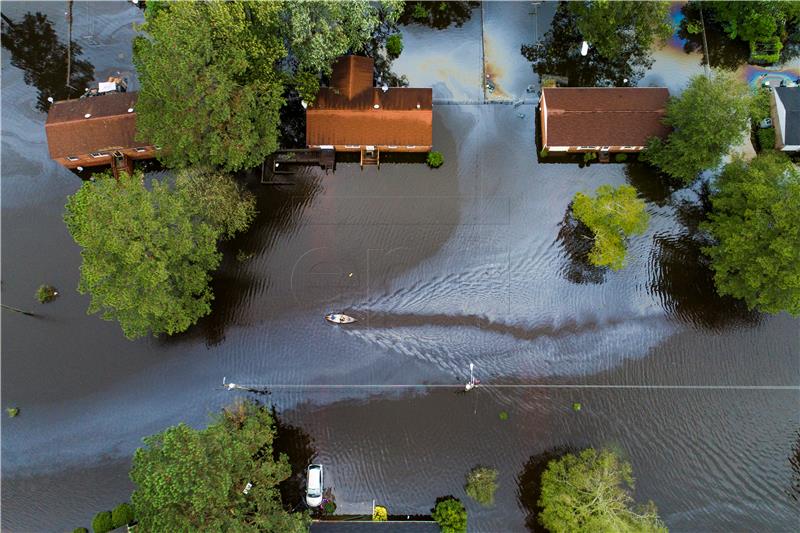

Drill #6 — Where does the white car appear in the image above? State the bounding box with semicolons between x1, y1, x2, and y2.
306;464;323;507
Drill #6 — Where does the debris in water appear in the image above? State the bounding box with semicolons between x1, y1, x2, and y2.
499;411;509;421
7;407;19;417
572;402;582;412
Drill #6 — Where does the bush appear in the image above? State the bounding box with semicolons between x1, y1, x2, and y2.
372;505;388;521
91;511;113;533
750;38;783;65
112;503;134;528
757;127;776;151
36;284;58;303
427;151;444;168
583;152;597;163
539;147;549;158
386;33;404;58
322;500;337;515
6;407;19;418
464;467;498;507
750;86;772;126
614;153;628;163
412;2;428;20
431;497;467;533
73;528;89;533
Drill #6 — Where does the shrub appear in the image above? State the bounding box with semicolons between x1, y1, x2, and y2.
614;153;628;163
36;284;58;303
386;33;404;58
412;2;428;20
73;528;89;533
91;511;113;533
432;497;467;533
464;467;498;507
427;151;444;168
322;500;337;515
539;147;549;158
757;127;776;151
583;152;597;163
750;38;783;65
373;505;388;521
112;503;134;528
498;411;509;421
6;407;19;417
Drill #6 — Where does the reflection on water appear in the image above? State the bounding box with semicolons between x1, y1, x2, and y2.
1;11;94;111
555;204;605;285
675;2;750;71
649;187;760;331
398;1;478;30
791;430;800;502
521;3;654;87
272;407;317;511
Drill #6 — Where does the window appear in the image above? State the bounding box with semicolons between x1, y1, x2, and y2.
621;146;635;149
387;145;398;149
89;152;106;158
406;145;416;149
134;147;148;153
345;145;360;149
66;156;80;162
578;146;598;150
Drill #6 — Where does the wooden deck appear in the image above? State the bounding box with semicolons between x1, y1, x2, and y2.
262;148;335;184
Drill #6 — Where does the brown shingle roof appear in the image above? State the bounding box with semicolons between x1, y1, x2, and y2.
307;56;433;147
542;87;670;147
45;92;148;158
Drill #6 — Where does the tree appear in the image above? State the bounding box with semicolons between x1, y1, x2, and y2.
130;401;308;532
63;168;256;339
431;497;467;533
90;511;113;533
464;466;498;507
568;1;672;60
571;184;649;271
701;153;800;315
642;72;751;184
133;1;286;171
521;3;655;88
111;503;134;528
538;448;667;533
704;1;800;44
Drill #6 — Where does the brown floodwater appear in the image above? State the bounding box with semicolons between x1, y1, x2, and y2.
2;2;799;532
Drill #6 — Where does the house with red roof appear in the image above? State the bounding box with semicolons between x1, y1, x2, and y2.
306;56;433;167
540;87;670;158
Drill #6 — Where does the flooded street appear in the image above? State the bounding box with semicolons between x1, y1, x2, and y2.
2;2;799;531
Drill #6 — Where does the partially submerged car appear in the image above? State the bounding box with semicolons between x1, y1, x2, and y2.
306;464;323;507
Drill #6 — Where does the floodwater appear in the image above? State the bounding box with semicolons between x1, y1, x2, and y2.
2;2;799;532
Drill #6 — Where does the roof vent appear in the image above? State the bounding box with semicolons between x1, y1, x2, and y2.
127;107;134;113
416;103;421;109
84;113;91;118
373;104;380;109
47;96;54;104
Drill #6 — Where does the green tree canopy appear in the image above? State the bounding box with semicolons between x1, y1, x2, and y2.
704;1;800;44
572;184;649;271
569;1;673;59
464;466;498;507
538;448;667;533
133;0;286;171
643;72;751;184
702;153;800;315
130;401;308;532
431;497;467;533
64;168;256;339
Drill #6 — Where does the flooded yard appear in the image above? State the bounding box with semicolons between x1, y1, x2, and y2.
2;2;799;531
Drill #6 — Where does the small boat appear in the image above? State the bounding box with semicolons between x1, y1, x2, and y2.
325;313;357;324
306;464;324;507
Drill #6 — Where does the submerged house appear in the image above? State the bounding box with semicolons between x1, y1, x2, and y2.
771;86;800;151
306;55;433;167
539;87;670;157
45;91;155;177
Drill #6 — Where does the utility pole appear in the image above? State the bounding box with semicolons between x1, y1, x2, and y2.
1;304;37;317
699;3;711;77
66;0;74;89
